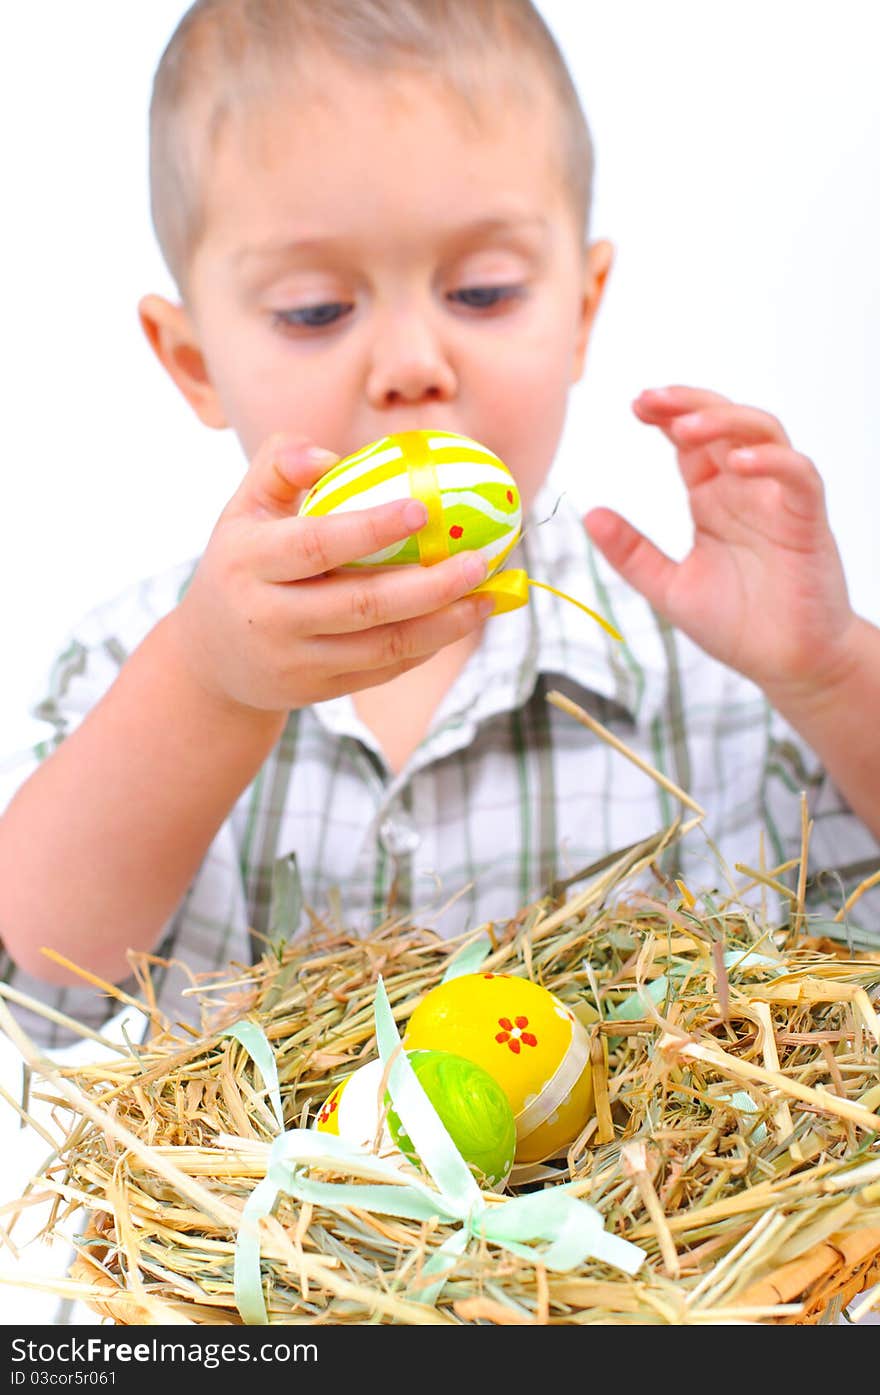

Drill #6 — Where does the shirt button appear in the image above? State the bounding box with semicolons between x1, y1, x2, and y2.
379;810;421;857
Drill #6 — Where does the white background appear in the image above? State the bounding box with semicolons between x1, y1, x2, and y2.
1;0;878;1324
1;0;879;756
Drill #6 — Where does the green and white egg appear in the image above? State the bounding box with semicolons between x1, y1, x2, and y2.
314;1048;516;1190
313;1058;396;1155
385;1048;516;1190
297;429;522;577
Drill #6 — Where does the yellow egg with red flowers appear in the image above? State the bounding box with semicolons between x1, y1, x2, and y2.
403;973;595;1164
297;430;522;577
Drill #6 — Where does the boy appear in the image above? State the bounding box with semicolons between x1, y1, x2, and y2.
1;0;879;1045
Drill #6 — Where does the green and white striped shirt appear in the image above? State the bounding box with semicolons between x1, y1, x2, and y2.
3;485;878;1045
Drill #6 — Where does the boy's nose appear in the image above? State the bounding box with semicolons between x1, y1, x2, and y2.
366;313;457;409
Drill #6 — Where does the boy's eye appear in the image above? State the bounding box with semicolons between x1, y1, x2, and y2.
448;285;523;311
272;302;354;330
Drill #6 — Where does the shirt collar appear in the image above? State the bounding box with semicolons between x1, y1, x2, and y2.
517;483;669;723
314;479;670;776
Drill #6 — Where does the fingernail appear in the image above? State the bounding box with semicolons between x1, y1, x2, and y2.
477;597;496;619
277;441;336;472
403;499;429;530
730;447;755;464
634;388;668;412
463;554;488;587
673;413;701;434
305;446;338;467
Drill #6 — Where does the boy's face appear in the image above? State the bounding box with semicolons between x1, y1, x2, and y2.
145;60;610;513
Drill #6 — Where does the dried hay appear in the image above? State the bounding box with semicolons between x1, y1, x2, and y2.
1;692;878;1326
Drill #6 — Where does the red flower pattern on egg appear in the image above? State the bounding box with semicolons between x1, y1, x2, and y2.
318;1096;339;1126
495;1015;538;1054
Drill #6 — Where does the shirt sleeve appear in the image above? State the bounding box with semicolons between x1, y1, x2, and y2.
762;705;880;945
0;565;205;1049
642;625;880;947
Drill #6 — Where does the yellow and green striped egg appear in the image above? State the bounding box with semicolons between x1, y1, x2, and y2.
297;429;522;576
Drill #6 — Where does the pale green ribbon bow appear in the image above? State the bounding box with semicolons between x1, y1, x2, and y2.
222;976;644;1324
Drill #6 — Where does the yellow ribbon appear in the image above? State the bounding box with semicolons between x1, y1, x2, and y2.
396;440;622;642
474;569;624;641
398;430;449;566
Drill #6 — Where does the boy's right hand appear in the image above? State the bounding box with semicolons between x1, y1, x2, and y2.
169;435;492;714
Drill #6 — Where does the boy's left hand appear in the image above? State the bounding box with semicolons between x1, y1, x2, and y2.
584;386;859;707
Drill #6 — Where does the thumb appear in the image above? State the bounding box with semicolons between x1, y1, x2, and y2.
585;507;678;616
230;434;339;517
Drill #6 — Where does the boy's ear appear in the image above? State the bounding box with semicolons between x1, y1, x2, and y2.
572;238;614;381
137;294;228;429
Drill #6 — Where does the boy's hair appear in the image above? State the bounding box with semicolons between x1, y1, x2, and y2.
149;0;595;297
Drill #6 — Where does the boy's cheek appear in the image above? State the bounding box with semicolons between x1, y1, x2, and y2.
203;347;349;463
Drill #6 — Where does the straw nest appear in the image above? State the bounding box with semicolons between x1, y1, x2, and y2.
1;694;879;1327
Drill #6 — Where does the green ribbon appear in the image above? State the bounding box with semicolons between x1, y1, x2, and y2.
609;947;783;1022
220;1021;284;1131
719;1090;768;1144
229;977;644;1323
610;973;673;1022
440;934;492;982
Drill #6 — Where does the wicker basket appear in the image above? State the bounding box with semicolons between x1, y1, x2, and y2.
8;814;879;1327
731;1227;880;1324
67;1218;880;1326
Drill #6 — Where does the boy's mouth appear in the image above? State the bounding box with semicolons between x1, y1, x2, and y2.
367;415;462;440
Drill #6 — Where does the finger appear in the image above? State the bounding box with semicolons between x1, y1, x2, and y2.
727;445;826;521
229;435;339;519
633;386;732;423
284;549;490;631
668;404;791;451
585;507;678;615
313;593;494;673
324;654;430;698
258;497;434;581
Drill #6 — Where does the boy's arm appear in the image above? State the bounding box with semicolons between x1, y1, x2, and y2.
0;616;286;985
0;436;492;988
761;616;880;842
585;386;880;841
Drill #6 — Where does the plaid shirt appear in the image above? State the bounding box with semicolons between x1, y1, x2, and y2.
3;486;878;1046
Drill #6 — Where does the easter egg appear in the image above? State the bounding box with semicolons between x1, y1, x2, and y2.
385;1049;516;1190
298;430;522;578
403;973;594;1164
314;1058;395;1154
